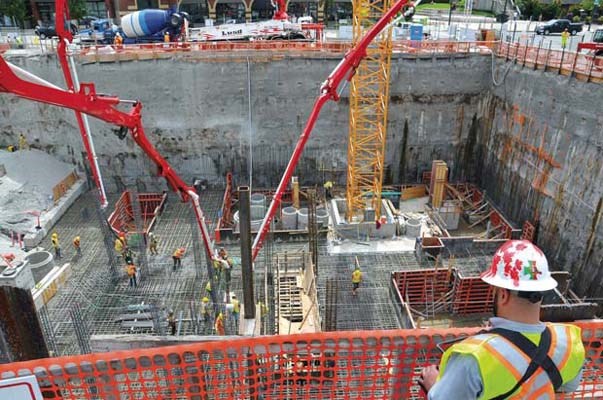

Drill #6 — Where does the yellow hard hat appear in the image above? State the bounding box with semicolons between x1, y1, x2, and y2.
218;312;223;318
202;296;209;303
52;232;58;238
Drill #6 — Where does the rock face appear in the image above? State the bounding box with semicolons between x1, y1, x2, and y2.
0;52;601;300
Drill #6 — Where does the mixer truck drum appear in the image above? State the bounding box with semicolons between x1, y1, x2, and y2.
170;13;183;28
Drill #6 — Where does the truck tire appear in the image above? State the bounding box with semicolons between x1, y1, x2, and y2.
571;29;577;35
39;33;47;39
544;29;549;35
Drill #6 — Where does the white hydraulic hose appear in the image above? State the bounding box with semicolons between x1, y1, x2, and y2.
67;51;108;208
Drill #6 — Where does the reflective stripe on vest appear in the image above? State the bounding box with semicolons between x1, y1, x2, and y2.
438;323;584;400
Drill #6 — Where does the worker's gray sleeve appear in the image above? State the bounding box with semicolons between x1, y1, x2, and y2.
428;354;482;400
558;367;583;392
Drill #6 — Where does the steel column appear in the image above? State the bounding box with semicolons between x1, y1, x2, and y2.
239;186;256;319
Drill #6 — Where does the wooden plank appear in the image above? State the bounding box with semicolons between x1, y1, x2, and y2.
400;185;427;201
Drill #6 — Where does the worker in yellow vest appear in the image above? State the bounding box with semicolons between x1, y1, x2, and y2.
419;240;585;399
351;265;362;296
51;232;61;259
215;312;225;335
323;180;334;200
231;295;240;332
18;133;28;150
201;296;211;323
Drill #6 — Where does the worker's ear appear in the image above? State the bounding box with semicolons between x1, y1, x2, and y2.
499;288;512;305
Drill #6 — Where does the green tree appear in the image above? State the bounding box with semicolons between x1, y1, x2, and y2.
0;0;28;27
68;0;86;20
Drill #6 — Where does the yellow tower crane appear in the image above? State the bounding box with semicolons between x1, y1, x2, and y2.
346;0;395;221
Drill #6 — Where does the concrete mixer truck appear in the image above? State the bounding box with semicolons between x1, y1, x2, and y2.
78;8;189;44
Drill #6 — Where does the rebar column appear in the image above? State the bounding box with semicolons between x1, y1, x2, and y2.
0;286;49;362
239;186;255;319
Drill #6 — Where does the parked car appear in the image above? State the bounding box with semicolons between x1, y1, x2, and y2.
34;22;78;39
79;16;99;28
535;19;582;36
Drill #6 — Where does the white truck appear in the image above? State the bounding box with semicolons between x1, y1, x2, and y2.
188;19;308;41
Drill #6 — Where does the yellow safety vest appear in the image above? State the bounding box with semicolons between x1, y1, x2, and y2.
438;323;584;399
232;299;240;313
352;270;362;283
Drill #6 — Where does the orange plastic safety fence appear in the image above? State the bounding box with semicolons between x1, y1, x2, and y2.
0;322;601;399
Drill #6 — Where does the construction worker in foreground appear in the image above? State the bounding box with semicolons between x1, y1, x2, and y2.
72;236;81;257
351;265;362;296
419;240;585;399
148;232;158;255
172;247;185;271
218;247;234;285
215;312;225;335
51;232;61;259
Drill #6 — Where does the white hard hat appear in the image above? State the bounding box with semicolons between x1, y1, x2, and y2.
480;240;557;292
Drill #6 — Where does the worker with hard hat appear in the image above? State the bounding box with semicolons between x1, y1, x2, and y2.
167;309;176;335
126;261;137;288
51;232;61;259
148;232;158;255
73;236;81;257
215;312;225;336
201;296;211;323
172;247;185;271
230;295;240;332
323;180;334;200
351;264;362;296
419;240;585;399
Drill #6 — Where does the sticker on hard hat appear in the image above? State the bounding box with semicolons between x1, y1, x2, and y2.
0;375;44;399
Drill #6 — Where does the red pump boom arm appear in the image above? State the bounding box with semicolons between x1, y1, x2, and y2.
0;2;215;259
251;0;413;261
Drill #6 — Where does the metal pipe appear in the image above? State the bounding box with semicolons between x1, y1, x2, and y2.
68;54;108;208
238;186;255;319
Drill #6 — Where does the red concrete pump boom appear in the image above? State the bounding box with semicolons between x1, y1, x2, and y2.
251;0;414;261
0;0;214;260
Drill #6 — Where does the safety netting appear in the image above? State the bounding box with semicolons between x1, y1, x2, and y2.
0;321;601;399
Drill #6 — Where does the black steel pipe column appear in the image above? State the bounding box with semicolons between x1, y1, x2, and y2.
0;286;49;362
238;186;255;319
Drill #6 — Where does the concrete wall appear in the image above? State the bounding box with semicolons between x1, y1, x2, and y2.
1;52;601;300
474;63;603;300
0;53;490;192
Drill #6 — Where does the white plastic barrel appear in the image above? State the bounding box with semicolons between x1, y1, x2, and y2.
298;208;309;230
281;206;298;230
316;208;329;227
406;218;421;238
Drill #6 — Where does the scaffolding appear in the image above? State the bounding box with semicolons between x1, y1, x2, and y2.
346;0;394;221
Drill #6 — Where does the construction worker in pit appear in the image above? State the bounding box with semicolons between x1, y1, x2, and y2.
51;232;61;259
419;240;585;399
73;236;81;257
201;296;211;323
230;294;240;332
148;232;158;255
172;247;185;271
126;262;137;288
18;133;28;150
323;180;334;200
215;312;225;335
351;265;362;296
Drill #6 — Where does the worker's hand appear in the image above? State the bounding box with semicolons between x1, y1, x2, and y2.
418;365;439;395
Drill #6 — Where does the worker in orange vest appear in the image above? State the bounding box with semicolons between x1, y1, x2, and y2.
214;312;225;335
172;247;185;271
73;236;81;257
126;262;137;288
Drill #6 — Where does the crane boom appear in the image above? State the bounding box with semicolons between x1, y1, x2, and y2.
251;0;414;261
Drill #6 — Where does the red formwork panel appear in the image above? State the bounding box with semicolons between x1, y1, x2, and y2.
107;191;167;237
0;322;601;399
393;269;453;309
452;270;495;315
